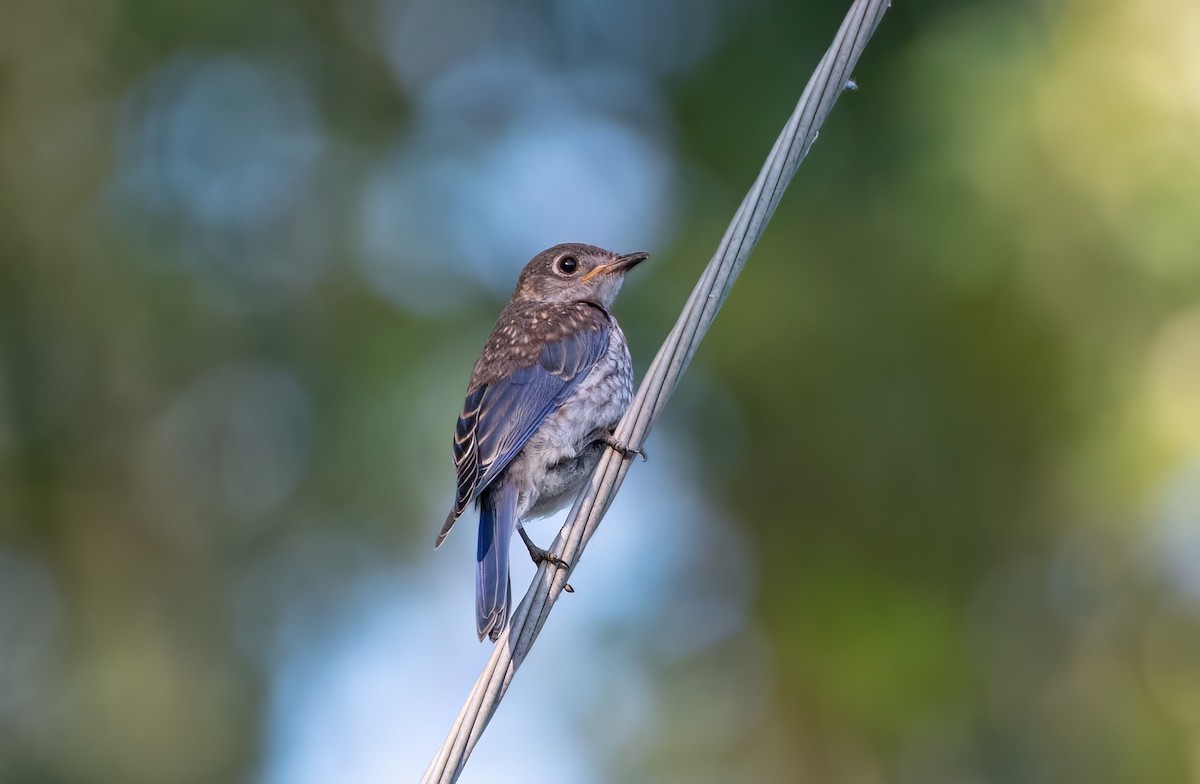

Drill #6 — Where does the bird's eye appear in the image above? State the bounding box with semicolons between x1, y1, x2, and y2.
556;256;579;275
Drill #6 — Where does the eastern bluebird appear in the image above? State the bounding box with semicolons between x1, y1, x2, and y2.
436;243;648;641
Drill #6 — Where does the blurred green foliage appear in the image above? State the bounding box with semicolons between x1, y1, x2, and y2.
3;0;1200;782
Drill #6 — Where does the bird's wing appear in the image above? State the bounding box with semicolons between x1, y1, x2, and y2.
435;318;611;547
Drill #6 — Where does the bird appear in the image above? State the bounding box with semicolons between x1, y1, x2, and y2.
436;243;648;641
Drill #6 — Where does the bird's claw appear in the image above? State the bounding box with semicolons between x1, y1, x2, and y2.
524;540;574;592
529;546;570;570
600;433;648;462
518;527;571;570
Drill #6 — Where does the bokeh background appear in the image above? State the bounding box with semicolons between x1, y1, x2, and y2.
3;0;1200;781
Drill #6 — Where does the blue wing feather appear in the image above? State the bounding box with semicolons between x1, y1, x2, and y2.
435;321;610;546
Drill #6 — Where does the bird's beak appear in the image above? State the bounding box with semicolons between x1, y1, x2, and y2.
582;251;650;282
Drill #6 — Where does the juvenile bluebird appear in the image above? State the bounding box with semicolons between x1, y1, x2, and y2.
436;243;648;641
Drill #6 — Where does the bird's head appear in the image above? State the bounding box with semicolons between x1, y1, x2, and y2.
510;243;649;309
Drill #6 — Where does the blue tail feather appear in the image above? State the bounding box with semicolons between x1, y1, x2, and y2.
476;482;517;641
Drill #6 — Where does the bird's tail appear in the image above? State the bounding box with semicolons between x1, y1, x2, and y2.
476;482;517;642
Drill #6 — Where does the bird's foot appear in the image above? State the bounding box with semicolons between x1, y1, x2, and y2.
525;541;569;569
599;432;647;462
518;528;574;592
